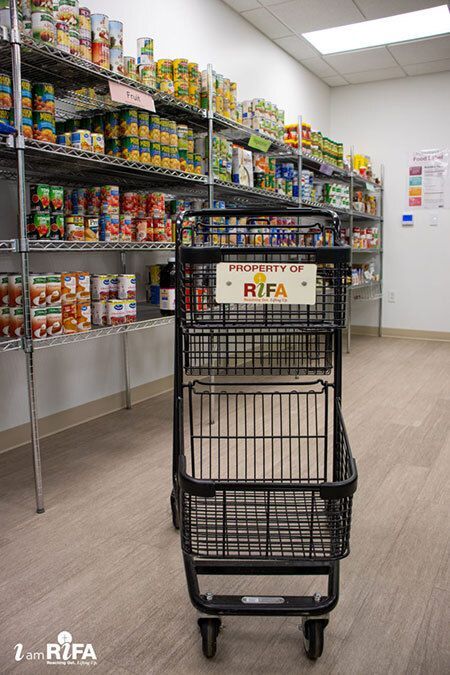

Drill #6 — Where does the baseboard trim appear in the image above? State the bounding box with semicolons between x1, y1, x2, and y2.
0;375;173;454
349;325;450;341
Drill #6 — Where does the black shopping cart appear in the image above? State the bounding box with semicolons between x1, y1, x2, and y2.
171;208;357;660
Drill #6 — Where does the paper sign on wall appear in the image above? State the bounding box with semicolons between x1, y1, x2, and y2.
109;81;156;112
407;148;448;208
216;262;317;305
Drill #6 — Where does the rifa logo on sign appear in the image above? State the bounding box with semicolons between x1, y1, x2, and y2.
215;263;317;305
14;630;97;666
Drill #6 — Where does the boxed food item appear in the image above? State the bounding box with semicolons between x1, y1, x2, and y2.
232;145;253;187
61;273;77;305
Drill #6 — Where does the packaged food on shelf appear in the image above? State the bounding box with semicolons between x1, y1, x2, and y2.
31;305;47;338
8;274;22;307
62;302;77;333
84;217;99;241
0;274;8;307
76;272;90;303
91;300;107;326
106;299;126;326
31;8;55;45
46;274;62;306
91;274;109;301
46;305;63;336
118;274;136;300
232;146;253;187
76;302;91;331
0;305;10;337
9;306;24;337
29;274;47;307
61;273;77;304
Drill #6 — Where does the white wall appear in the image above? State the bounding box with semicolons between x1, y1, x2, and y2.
330;72;450;333
0;0;331;436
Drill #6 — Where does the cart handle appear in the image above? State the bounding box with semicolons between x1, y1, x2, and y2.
178;207;342;243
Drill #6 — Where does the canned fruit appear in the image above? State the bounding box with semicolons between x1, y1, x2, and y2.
46;274;62;306
46;305;63;336
123;299;137;323
108;274;118;299
91;274;109;301
27;213;50;239
139;139;150;164
124;56;137;80
91;300;107;326
61;273;77;305
62;303;77;333
50;214;64;239
31;184;50;211
173;59;189;82
56;2;78;28
29;274;47;307
31;0;54;11
156;59;173;81
56;20;70;52
110;47;124;74
101;185;119;214
91;42;109;69
69;29;79;56
32;111;56;143
77;302;91;332
79;37;91;60
119;214;132;241
84;217;99;240
8;275;22;307
32;11;55;44
118;274;136;300
33;82;55;113
0;73;12;110
0;306;9;337
138;63;156;88
119;108;138;137
31;306;47;339
71;129;91;150
78;6;91;34
9;306;24;337
105;112;118;139
49;185;64;211
109;20;123;49
91;132;104;153
91;13;109;44
138;111;150;139
121;136;140;161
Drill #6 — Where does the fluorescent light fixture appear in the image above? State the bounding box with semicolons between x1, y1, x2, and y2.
302;5;450;54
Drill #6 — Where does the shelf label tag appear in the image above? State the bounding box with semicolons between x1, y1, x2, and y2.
365;181;375;191
216;262;317;305
109;81;155;112
248;135;271;152
319;163;334;176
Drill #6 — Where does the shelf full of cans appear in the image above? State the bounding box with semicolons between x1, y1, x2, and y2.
1;270;141;340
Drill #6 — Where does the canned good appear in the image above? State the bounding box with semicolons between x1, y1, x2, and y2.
104;112;118;140
138;63;156;88
110;47;124;74
32;111;56;142
108;274;118;299
91;115;104;134
92;42;109;69
109;19;123;47
29;274;47;307
27;213;50;239
101;185;119;214
69;28;79;56
9;306;24;337
46;305;63;336
87;186;101;215
0;109;12;126
124;56;137;80
99;214;119;241
174;81;189;103
149;117;160;142
118;274;136;300
21;108;32;138
91;274;109;301
65;215;85;240
156;59;173;81
121;136;140;161
121;192;139;215
137;37;153;64
50;214;64;239
118;214;131;241
139;138;150;164
61;273;77;305
106;300;126;326
173;58;188;82
122;299;137;323
30;183;50;212
33;82;55;113
0;306;9;337
56;20;70;52
0;72;12;111
62;303;77;333
135;218;147;242
79;37;91;60
21;78;32;109
0;273;8;307
78;6;91;36
91;300;107;326
84;217;99;240
31;10;55;44
138;111;150;139
76;272;90;302
71;187;88;215
71;129;91;150
150;141;161;166
119;108;138;137
46;274;62;306
49;185;64;212
159;79;174;95
8;275;23;307
91;132;104;153
91;13;109;44
56;1;79;28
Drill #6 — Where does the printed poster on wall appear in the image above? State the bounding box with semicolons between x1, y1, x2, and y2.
408;149;449;208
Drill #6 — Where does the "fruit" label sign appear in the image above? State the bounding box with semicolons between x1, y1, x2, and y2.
215;263;317;305
109;82;156;112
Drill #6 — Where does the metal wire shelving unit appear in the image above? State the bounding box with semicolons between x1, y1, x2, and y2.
1;2;383;512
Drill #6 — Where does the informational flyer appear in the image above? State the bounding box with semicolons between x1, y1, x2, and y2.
408;149;449;208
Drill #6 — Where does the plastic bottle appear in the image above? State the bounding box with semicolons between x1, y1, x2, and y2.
159;257;176;316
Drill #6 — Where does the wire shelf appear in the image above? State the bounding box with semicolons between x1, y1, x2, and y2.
0;240;16;252
302;153;349;179
0;336;21;352
213;179;298;206
27;241;175;252
350;281;382;302
213;114;295;157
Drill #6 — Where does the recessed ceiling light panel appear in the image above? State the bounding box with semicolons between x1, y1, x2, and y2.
302;5;450;55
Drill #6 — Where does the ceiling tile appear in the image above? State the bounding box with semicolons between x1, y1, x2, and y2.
241;7;293;38
221;0;261;11
322;74;349;86
353;0;442;20
300;57;337;77
389;36;450;66
324;47;398;74
345;66;406;83
274;35;319;60
403;58;450;76
259;0;292;5
269;0;365;33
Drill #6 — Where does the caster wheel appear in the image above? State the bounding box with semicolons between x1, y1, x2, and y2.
302;619;325;660
170;489;179;530
198;618;221;659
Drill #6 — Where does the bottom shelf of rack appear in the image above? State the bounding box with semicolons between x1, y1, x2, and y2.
0;337;21;353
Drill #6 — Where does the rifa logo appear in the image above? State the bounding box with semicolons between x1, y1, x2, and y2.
14;630;97;665
244;272;287;300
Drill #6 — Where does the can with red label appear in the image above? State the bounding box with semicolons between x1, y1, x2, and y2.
106;300;126;326
135;218;148;242
119;215;132;241
65;215;85;240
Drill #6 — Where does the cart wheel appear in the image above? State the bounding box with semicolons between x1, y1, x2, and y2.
170;489;179;530
198;618;221;659
302;619;325;660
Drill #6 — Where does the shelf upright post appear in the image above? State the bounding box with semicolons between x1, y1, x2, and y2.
9;0;44;513
120;252;132;409
206;63;215;209
378;164;384;338
297;115;302;208
347;146;354;354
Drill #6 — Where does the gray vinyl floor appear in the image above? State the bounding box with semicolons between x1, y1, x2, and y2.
1;335;449;674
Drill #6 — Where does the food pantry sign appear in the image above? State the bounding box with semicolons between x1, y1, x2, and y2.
216;263;317;305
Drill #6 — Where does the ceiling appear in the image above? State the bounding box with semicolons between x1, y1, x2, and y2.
222;0;450;85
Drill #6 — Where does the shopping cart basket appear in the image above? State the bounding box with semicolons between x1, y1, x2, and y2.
172;208;357;660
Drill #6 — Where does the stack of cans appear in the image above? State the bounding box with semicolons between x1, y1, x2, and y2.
78;6;91;60
137;37;156;88
91;13;109;69
109;20;123;74
173;58;189;103
31;0;55;46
